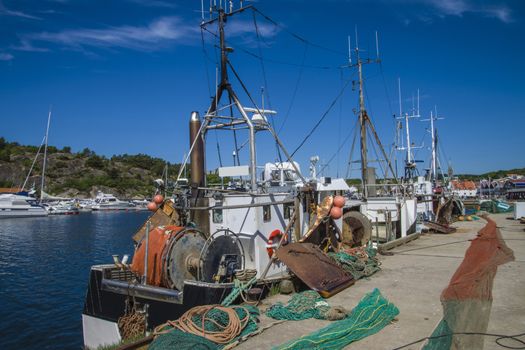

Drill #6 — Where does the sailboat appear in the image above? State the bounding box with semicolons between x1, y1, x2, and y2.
0;111;51;219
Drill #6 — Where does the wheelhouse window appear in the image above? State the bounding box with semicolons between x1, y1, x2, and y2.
263;205;271;222
284;203;294;219
213;208;223;223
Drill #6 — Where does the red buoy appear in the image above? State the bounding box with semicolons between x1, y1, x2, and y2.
333;195;346;208
330;206;342;219
147;202;158;211
153;194;164;204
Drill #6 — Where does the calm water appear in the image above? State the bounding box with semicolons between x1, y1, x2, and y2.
0;211;150;350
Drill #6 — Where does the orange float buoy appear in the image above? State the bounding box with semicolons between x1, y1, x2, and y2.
333;195;346;208
147;202;158;211
153;194;164;204
330;206;342;219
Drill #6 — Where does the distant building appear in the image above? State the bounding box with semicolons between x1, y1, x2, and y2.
451;180;477;198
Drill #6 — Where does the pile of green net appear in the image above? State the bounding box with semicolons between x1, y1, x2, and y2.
266;290;334;321
328;247;380;280
149;330;218;350
479;200;513;213
149;305;259;350
275;288;399;350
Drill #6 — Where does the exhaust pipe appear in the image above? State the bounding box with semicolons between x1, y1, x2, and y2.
189;111;205;195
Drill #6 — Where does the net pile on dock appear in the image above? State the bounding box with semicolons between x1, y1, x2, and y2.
423;217;515;350
149;305;259;350
266;290;347;321
328;246;380;280
275;288;399;350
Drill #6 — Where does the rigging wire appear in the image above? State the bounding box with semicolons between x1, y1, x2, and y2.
252;11;282;163
366;126;388;179
201;20;338;70
290;73;354;157
215;130;223;167
200;28;214;98
319;119;357;176
251;7;347;57
337;68;343;177
277;43;309;135
345;121;359;179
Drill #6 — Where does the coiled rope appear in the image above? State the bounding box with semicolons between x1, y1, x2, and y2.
150;304;259;349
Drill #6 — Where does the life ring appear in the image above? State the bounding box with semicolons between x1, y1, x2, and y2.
266;229;286;258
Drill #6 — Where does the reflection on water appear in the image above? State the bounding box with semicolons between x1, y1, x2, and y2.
0;211;149;350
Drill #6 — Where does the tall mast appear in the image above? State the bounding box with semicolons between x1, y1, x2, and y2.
190;4;304;193
430;110;436;181
422;107;443;183
40;109;51;202
356;35;368;198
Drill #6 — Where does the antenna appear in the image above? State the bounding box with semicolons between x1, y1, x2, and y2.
417;89;420;116
355;26;359;52
201;0;205;21
347;35;352;64
398;78;402;117
375;31;379;59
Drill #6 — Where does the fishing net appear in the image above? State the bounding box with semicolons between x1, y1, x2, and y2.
479;200;513;214
266;290;346;321
424;216;515;350
274;288;399;350
149;305;259;350
149;329;219;350
328;246;380;280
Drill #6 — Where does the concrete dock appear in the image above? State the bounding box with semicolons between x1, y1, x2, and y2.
237;213;525;349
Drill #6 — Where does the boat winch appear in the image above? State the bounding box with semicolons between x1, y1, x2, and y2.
130;225;206;290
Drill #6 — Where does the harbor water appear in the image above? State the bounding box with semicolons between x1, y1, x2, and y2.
0;211;150;349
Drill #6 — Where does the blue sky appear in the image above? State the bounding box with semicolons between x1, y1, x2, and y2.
1;0;523;177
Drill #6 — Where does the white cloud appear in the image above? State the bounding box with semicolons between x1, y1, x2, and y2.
23;17;199;52
17;14;280;54
0;0;41;20
126;0;178;8
422;0;513;23
0;53;14;61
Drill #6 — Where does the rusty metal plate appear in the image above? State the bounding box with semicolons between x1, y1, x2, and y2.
424;220;457;234
276;242;354;298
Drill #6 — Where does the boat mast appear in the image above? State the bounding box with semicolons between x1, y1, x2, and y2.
40;109;51;202
188;3;305;193
356;39;368;198
430;110;436;181
422;106;443;184
345;30;397;198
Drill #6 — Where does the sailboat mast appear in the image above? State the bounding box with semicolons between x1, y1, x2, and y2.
40;109;51;202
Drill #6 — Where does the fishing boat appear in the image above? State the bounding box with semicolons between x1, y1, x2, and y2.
81;5;376;348
0;193;48;218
